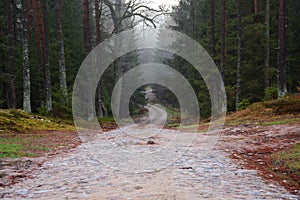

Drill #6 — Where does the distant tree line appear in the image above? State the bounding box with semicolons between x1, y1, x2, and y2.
0;0;159;117
170;0;299;112
0;0;299;118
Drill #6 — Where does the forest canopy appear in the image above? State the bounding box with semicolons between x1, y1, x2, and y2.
0;0;299;118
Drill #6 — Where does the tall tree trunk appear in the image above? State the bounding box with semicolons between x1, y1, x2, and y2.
36;0;45;73
220;0;226;81
264;0;270;88
114;0;124;82
31;0;42;73
21;0;31;113
26;0;31;38
236;0;242;110
36;0;45;107
278;0;287;97
55;0;68;105
95;0;101;45
42;0;52;112
114;0;125;118
83;0;94;118
7;0;16;108
191;0;195;37
83;0;91;53
254;0;258;15
95;0;104;117
209;0;216;58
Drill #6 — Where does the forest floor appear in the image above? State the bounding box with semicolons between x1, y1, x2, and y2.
0;110;117;188
0;98;299;198
221;98;300;195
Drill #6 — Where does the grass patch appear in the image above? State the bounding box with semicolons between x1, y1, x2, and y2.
0;109;81;158
0;142;34;158
0;131;79;158
270;143;300;189
259;118;300;126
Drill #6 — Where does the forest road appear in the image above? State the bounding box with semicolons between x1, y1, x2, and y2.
0;107;298;200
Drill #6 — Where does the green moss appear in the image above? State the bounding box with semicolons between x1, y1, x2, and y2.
0;109;75;133
98;117;115;123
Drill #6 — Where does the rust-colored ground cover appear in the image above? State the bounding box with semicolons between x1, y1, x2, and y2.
219;124;300;195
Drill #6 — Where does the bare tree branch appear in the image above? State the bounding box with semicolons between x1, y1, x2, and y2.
103;0;166;34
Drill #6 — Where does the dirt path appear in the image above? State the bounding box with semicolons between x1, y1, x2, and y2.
0;124;298;200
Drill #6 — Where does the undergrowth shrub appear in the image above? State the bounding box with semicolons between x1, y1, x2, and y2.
264;87;278;101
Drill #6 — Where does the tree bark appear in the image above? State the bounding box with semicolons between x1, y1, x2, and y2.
36;0;44;58
278;0;287;97
7;0;16;108
220;0;226;81
55;0;68;105
26;0;31;39
264;0;270;88
42;0;52;112
209;0;216;58
31;0;42;74
36;0;45;83
21;0;31;113
254;0;258;15
236;0;242;110
83;0;91;53
95;0;101;45
83;0;94;118
95;0;104;117
114;0;123;82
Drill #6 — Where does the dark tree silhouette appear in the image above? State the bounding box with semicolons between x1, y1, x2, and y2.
7;0;16;108
236;0;242;110
278;0;287;97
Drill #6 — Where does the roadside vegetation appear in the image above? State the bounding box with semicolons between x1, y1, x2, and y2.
226;96;300;126
0;110;117;158
0;97;299;192
224;96;300;194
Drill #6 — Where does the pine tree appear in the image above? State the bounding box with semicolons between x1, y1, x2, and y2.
42;0;52;112
236;0;242;110
83;0;91;53
21;0;31;113
55;0;68;105
210;0;216;58
254;0;258;15
31;0;43;74
7;0;16;108
264;0;270;88
278;0;287;97
220;0;226;81
95;0;104;117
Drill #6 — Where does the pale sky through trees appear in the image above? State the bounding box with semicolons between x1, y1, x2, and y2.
150;0;179;8
124;0;179;9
